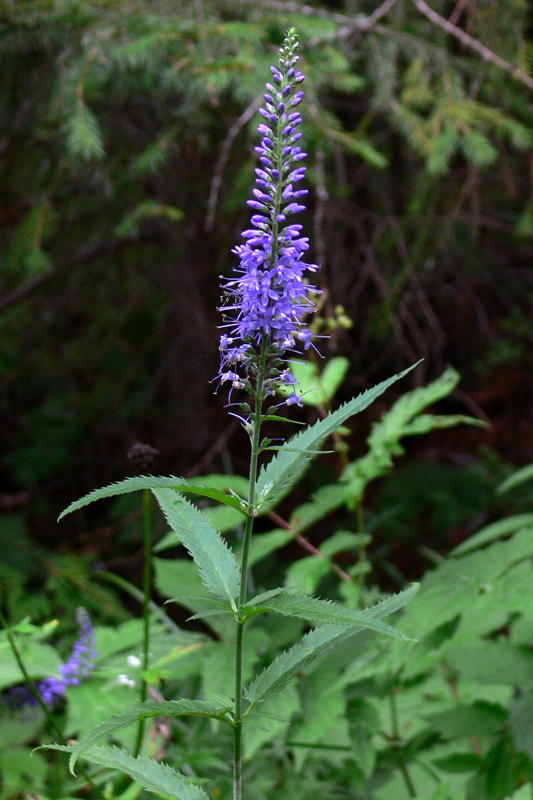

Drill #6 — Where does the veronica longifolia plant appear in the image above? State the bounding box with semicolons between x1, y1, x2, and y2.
219;27;318;411
49;27;419;800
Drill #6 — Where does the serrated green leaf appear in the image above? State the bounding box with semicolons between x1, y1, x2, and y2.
366;367;461;452
59;475;191;519
247;587;416;639
364;582;421;618
245;625;361;708
153;489;240;606
70;697;233;771
45;744;208;799
255;364;418;511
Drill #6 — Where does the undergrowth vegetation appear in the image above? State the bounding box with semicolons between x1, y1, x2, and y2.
2;360;533;799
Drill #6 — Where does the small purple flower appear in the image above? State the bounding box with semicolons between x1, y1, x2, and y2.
218;28;320;403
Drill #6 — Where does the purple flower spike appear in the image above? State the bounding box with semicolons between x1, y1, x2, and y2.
5;608;97;712
59;607;97;686
218;28;322;408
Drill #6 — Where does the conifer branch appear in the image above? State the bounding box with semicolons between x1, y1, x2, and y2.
411;0;533;91
233;0;398;36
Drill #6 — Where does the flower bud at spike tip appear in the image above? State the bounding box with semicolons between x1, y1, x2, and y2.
217;28;323;412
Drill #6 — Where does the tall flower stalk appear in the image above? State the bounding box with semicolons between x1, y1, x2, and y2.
218;29;320;800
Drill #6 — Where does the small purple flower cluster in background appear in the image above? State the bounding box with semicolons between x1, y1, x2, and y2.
59;607;97;686
219;28;320;406
4;607;97;712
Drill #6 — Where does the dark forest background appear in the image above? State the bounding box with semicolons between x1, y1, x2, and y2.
1;0;533;616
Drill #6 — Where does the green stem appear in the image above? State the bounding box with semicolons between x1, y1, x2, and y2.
233;337;268;800
133;488;153;758
389;689;417;798
0;607;106;800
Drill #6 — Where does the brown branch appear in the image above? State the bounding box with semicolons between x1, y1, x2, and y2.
234;0;398;43
0;240;118;314
411;0;533;91
268;510;353;583
205;96;263;231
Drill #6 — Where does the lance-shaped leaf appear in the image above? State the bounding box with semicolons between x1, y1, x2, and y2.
70;697;233;771
45;744;208;800
362;581;420;618
255;364;418;511
59;475;247;520
246;585;418;638
59;475;190;519
153;489;240;607
245;624;358;709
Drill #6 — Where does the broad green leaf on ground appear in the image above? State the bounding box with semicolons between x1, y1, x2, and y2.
246;587;417;639
426;700;508;739
255;364;418;511
245;624;360;708
443;640;533;686
45;744;208;800
153;490;240;607
59;475;191;519
0;639;62;690
399;528;533;640
70;697;233;770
